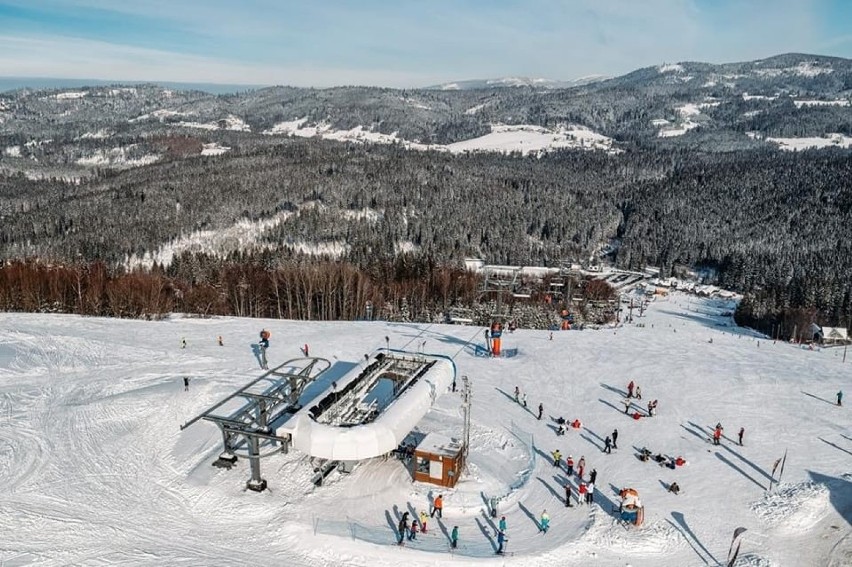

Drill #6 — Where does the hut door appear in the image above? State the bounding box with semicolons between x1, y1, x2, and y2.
429;458;443;480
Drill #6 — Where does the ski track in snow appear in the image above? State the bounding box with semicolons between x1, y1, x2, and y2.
0;293;850;566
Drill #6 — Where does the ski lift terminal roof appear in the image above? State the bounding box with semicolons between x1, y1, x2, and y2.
278;350;456;461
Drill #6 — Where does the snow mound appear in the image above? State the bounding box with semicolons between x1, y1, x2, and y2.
752;481;830;533
586;517;683;555
732;554;778;567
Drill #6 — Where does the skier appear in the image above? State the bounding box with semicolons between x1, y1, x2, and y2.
603;436;612;454
552;449;562;467
577;456;586;480
738;427;745;446
302;343;310;357
589;468;598;485
838;390;843;406
419;510;429;533
496;530;506;554
498;515;507;532
713;425;722;446
623;397;632;414
612;428;619;449
565;455;574;477
408;519;418;541
514;386;520;403
431;494;443;518
450;526;459;549
522;393;528;408
635;386;642;400
586;482;595;505
627;380;635;398
564;482;573;507
539;510;550;533
181;337;187;349
397;517;408;545
183;376;190;391
217;335;223;346
578;482;587;505
538;403;544;420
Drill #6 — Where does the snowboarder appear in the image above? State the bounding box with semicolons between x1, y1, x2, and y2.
838;390;843;406
557;423;566;436
183;376;190;391
539;510;550;533
564;483;573;507
589;468;598;484
431;494;443;518
668;481;680;495
627;380;635;398
552;449;562;467
738;427;745;446
635;386;642;400
538;403;544;420
603;436;612;454
577;456;586;480
498;515;507;532
419;510;428;533
514;386;520;403
586;482;595;505
623;397;632;414
612;428;619;449
496;529;506;554
450;526;459;549
181;338;187;349
565;455;574;477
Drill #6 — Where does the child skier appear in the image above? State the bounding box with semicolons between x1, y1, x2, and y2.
539;510;550;533
419;510;428;533
408;519;418;541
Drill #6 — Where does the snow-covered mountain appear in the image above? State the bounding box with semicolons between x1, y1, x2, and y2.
1;291;849;566
428;75;610;90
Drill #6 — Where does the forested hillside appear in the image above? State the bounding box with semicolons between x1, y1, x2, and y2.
1;53;850;333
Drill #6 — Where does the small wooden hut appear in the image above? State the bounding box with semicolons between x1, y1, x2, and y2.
413;433;464;488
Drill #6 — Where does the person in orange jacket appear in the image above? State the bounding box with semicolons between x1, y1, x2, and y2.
430;494;443;518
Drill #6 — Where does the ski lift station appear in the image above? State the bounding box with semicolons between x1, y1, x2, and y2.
182;349;458;491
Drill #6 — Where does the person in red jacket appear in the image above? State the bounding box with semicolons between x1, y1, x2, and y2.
566;455;575;476
713;426;722;445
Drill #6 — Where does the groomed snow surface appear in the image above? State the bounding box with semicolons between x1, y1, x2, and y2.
1;292;850;566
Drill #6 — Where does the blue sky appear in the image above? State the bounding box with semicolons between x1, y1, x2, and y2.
0;0;850;87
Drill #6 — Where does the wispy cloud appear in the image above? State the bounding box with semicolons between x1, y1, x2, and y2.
0;0;847;87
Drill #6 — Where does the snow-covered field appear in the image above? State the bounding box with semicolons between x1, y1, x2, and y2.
1;292;850;566
263;119;618;155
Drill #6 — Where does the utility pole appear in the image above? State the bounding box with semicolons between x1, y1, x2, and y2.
461;375;472;473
